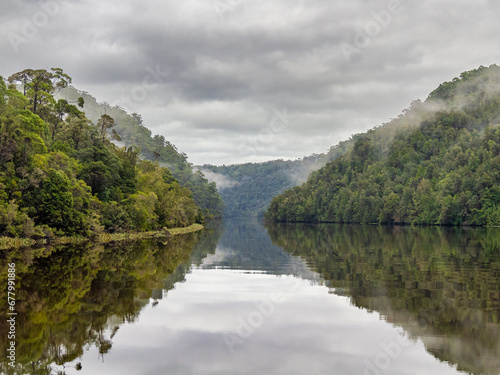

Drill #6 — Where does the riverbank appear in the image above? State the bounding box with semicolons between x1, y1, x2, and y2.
0;224;204;250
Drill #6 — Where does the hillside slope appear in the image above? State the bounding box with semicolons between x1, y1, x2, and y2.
57;87;224;219
0;68;202;238
267;64;500;226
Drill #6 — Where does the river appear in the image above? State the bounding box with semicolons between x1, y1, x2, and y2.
1;219;499;375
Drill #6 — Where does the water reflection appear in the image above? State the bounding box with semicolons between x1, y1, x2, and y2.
1;220;499;375
201;218;319;279
266;223;500;375
0;222;223;374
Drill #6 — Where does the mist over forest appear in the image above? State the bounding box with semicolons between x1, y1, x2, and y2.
267;65;500;226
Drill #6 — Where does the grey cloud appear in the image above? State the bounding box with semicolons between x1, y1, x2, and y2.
1;0;500;165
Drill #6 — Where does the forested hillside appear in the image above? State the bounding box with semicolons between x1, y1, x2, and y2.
0;68;206;238
267;64;500;226
201;140;352;217
57;86;224;219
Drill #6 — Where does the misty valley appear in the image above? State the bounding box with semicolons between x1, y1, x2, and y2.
2;62;500;375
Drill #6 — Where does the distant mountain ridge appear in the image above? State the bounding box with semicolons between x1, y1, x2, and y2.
200;139;353;217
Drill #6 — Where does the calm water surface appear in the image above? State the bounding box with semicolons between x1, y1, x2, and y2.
1;219;499;374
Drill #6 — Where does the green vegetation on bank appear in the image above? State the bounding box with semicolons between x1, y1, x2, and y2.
267;64;500;226
0;223;204;250
0;68;213;239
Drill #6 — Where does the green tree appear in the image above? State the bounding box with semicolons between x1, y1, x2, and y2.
34;169;75;233
266;64;500;226
8;68;71;113
97;114;115;141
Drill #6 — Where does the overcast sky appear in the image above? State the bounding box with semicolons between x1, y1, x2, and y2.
1;0;500;165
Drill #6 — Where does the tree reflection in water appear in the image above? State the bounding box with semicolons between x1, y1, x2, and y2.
0;221;223;375
266;223;500;375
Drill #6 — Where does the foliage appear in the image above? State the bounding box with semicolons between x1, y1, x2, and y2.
0;68;204;238
8;68;71;114
267;64;500;226
56;87;224;219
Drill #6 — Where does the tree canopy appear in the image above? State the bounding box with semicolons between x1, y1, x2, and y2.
0;68;208;238
56;86;224;219
267;64;500;226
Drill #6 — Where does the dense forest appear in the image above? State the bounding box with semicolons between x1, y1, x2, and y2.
57;86;224;219
201;139;352;217
267;64;500;226
0;68;219;238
